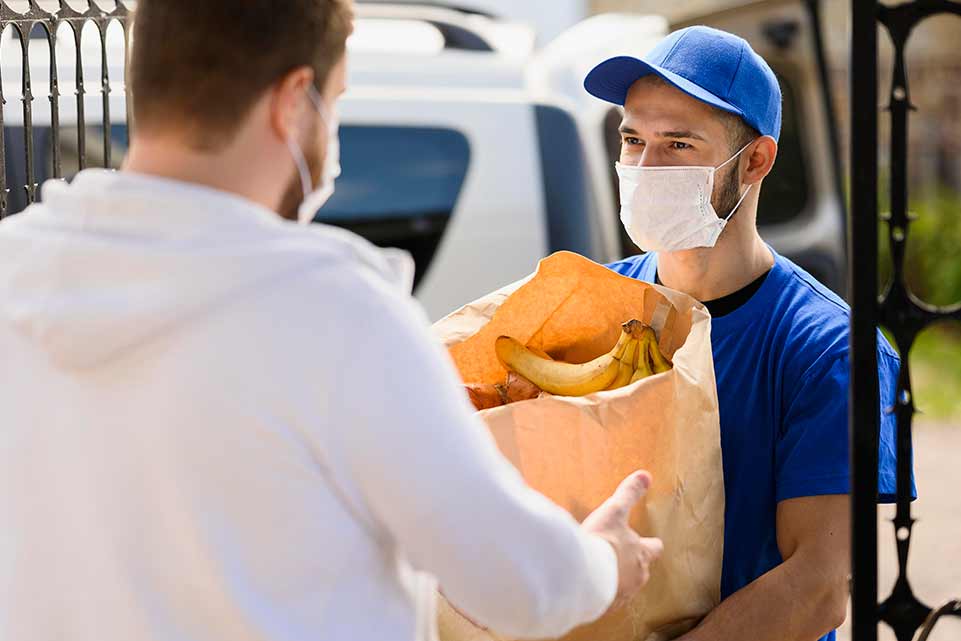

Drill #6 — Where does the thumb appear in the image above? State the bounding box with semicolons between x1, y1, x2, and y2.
607;470;652;521
640;536;664;559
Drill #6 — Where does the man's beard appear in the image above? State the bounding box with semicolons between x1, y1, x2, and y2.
711;163;743;223
278;121;324;222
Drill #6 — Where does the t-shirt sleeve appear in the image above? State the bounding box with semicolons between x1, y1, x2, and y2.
605;254;651;281
877;348;913;503
776;347;913;504
775;355;852;502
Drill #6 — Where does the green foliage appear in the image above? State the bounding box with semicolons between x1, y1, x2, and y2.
877;187;961;420
909;324;961;420
879;188;961;307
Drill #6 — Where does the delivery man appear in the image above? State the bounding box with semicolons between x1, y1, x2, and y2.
0;1;663;640
585;26;911;641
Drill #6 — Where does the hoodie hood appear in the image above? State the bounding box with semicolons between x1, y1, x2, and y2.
0;170;413;370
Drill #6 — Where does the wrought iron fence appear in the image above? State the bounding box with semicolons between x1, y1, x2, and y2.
0;0;130;220
850;1;961;640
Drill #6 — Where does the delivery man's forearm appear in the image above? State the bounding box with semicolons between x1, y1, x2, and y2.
675;557;847;641
678;494;850;641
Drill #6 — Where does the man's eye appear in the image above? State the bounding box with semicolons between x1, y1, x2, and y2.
670;141;692;150
625;137;642;146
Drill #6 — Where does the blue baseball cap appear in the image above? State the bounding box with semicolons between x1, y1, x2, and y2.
584;26;782;141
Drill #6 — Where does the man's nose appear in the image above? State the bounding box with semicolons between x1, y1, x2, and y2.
631;148;672;168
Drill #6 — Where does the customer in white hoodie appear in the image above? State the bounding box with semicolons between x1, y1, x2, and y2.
0;2;663;640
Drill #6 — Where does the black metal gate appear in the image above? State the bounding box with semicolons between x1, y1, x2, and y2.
850;1;961;640
0;0;130;220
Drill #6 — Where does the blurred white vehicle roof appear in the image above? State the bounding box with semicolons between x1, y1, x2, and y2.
356;0;589;44
527;14;667;108
352;3;536;58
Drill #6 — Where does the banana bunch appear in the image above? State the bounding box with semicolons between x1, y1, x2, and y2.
494;319;673;397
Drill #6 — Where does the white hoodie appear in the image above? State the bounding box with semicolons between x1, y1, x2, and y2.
0;170;616;641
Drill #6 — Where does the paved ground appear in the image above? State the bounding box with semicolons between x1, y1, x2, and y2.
837;420;961;641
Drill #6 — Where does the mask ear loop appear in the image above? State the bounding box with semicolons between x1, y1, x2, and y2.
306;85;333;128
715;138;757;171
723;183;753;222
285;136;313;198
717;138;758;221
285;85;332;199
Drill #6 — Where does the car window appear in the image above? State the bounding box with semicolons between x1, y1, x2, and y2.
756;70;809;226
318;125;471;289
2;124;128;216
5;124;469;293
534;104;598;257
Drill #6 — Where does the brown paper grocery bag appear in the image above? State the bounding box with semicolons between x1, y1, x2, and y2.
431;251;724;641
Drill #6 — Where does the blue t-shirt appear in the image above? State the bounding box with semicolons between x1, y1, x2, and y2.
608;249;908;641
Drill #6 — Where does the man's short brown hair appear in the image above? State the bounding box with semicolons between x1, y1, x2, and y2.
717;109;760;154
130;0;353;150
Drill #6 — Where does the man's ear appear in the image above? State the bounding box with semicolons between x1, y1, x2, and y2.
743;135;778;185
269;66;315;143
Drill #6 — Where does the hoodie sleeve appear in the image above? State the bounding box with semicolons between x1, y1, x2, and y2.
327;276;617;640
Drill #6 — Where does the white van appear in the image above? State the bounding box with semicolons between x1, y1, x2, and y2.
1;0;847;321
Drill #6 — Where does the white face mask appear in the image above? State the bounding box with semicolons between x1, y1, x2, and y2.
616;140;754;253
286;85;342;225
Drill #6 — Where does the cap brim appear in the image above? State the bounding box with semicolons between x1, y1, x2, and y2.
584;56;745;121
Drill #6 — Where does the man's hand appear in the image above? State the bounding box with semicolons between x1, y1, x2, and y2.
582;471;664;608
